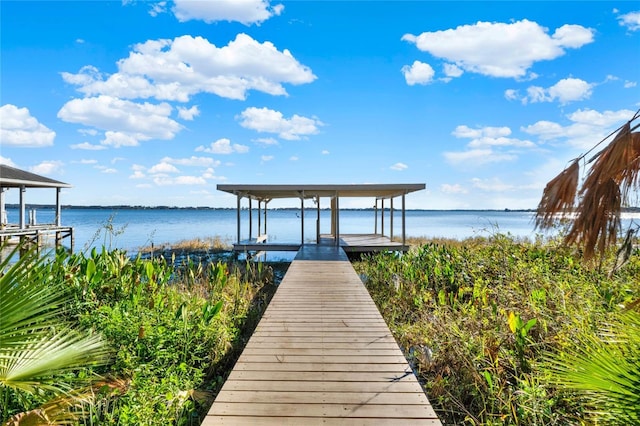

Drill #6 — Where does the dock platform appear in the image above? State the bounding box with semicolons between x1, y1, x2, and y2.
203;245;440;425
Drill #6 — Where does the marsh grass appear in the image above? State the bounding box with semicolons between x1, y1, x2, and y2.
354;233;640;425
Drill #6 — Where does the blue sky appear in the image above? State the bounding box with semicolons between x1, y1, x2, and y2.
1;1;639;209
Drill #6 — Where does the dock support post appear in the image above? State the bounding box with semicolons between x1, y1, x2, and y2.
374;199;378;235
335;193;340;247
56;187;62;226
258;201;261;237
264;201;268;235
381;199;385;237
316;196;320;243
402;194;406;248
300;192;305;245
236;194;241;244
390;198;394;241
249;198;253;240
19;185;26;230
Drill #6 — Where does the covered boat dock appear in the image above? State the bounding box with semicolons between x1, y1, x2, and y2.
216;183;425;253
0;164;73;251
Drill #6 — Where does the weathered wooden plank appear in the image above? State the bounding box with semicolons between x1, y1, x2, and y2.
227;370;417;382
214;390;430;405
239;347;404;356
233;362;411;372
203;416;442;425
236;354;409;364
219;380;425;393
209;402;438;418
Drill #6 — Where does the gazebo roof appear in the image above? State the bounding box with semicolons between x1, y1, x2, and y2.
217;183;425;201
0;164;72;189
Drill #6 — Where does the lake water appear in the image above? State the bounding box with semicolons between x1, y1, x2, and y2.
4;207;638;254
4;207;539;251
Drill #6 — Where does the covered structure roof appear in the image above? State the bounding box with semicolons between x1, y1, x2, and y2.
217;183;425;201
0;164;71;188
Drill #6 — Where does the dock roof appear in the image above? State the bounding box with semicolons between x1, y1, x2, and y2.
0;164;72;189
217;183;425;201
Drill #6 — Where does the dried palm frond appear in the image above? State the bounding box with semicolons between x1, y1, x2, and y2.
566;178;621;260
535;159;579;229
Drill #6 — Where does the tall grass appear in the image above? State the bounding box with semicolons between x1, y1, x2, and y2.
354;234;640;425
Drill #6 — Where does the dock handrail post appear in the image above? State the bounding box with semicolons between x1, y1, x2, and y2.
390;198;394;241
236;194;241;244
264;200;268;235
402;193;406;248
335;192;340;247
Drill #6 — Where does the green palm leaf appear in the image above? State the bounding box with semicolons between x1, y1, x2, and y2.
0;243;111;401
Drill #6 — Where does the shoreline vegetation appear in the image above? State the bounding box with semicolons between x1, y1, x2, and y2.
2;230;639;425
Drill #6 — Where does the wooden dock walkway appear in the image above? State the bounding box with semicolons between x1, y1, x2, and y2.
203;245;441;425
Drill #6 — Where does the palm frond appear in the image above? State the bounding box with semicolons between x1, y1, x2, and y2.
0;242;111;396
535;159;580;229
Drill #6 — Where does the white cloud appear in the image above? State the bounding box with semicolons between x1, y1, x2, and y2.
161;156;221;167
471;177;514;192
443;149;517;165
253;137;279;146
522;108;635;149
0;104;56;147
100;167;118;174
440;183;468;194
177;105;200;120
290;156;299;161
78;128;98;136
58;96;182;146
153;175;207;186
62;34;315;102
149;1;167;17
504;89;519;101
402;19;594;79
77;159;98;165
390;162;408;171
238;107;322;140
172;0;283;25
322;150;330;155
511;77;594;104
624;80;637;88
30;160;64;176
149;162;180;174
0;156;17;167
453;125;511;139
618;11;640;31
130;170;146;179
70;142;107;150
401;61;435;85
261;155;274;162
443;63;463;78
195;138;249;154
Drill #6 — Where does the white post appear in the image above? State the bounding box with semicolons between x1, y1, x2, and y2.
390;198;394;241
335;193;340;247
300;192;305;245
0;188;6;228
19;185;26;229
402;193;406;248
236;194;241;244
56;187;62;226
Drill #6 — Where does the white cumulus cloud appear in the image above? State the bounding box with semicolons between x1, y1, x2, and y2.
440;183;468;194
402;19;594;79
177;105;200;120
238;107;322;140
510;77;594;104
522;108;635;149
58;96;182;147
196;138;249;154
30;160;64;176
149;162;180;174
62;34;315;102
401;61;435;85
0;104;56;147
618;10;640;31
390;162;408;171
172;0;283;25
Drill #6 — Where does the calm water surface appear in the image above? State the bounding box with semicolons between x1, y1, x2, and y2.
5;207;549;253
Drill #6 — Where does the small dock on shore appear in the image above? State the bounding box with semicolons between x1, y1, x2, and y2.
203;244;440;425
0;165;74;252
